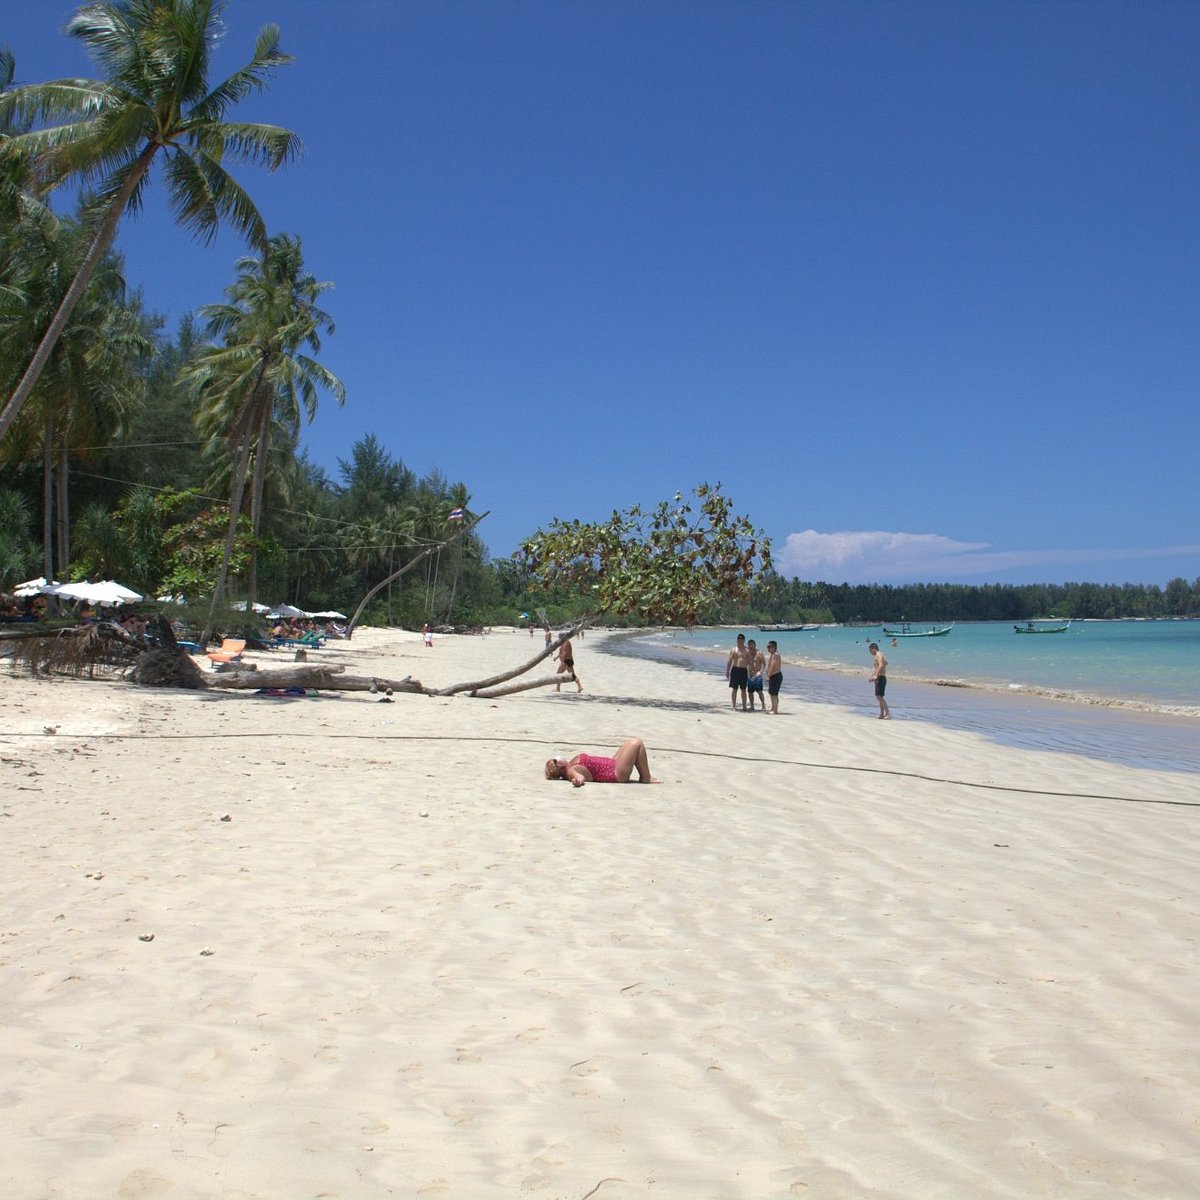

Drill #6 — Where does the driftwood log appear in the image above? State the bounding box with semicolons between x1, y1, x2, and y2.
203;664;574;697
5;616;586;699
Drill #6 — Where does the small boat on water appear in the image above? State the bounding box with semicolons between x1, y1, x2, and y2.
882;623;953;638
1014;620;1071;634
758;623;820;632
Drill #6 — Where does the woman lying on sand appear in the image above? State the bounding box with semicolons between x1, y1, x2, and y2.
544;737;660;786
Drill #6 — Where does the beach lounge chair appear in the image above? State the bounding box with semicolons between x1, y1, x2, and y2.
270;631;325;649
206;638;246;667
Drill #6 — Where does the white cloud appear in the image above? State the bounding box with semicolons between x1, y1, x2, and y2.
775;530;1200;584
777;530;990;581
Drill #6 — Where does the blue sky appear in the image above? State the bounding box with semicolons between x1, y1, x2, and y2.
7;0;1199;586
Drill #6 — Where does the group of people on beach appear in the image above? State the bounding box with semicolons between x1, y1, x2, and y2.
544;626;890;787
724;634;783;713
725;631;890;718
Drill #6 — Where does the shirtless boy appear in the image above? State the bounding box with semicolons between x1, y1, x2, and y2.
765;640;783;714
746;639;766;711
868;642;890;719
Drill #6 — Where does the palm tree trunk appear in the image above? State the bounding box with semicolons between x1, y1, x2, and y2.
246;413;273;608
42;415;54;580
201;438;253;645
0;143;158;443
56;443;70;575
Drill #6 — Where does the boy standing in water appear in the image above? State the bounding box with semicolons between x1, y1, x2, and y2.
868;642;890;719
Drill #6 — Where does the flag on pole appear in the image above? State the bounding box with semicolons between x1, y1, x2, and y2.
448;507;464;521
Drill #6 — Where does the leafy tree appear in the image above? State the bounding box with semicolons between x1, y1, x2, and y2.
519;483;770;627
336;434;415;519
0;0;300;442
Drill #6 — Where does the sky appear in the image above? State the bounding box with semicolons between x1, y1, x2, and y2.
6;0;1199;587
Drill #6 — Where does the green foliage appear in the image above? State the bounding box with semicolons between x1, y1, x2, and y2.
69;485;250;598
519;484;771;626
0;486;39;587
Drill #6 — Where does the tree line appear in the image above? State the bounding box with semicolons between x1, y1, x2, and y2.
739;573;1200;624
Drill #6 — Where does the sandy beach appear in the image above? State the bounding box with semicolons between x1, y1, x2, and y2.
2;626;1198;1199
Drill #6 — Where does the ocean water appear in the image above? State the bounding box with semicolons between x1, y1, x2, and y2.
610;621;1200;775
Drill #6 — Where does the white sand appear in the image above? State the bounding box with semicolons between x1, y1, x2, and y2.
2;627;1198;1199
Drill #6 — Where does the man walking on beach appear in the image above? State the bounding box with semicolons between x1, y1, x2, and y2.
868;642;890;719
726;633;750;711
765;640;783;714
555;633;583;693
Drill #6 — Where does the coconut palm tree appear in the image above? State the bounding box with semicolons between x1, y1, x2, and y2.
186;232;343;632
0;216;149;576
0;0;300;443
443;482;476;621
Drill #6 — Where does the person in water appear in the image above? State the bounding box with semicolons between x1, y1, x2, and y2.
544;737;660;786
868;642;891;719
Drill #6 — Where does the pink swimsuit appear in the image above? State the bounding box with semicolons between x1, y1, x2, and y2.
577;754;617;783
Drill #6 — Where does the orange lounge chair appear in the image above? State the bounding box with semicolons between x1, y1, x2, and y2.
206;638;246;666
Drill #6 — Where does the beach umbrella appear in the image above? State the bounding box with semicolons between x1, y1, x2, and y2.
52;580;143;606
14;577;59;597
270;603;306;618
308;610;348;620
97;580;143;604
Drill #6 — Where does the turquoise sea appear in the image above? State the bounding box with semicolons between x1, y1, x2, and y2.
611;621;1200;775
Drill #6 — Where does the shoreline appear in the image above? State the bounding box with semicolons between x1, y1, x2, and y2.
628;624;1200;717
605;629;1200;774
4;627;1200;1198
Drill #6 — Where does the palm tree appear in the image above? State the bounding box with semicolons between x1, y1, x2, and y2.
412;490;448;621
444;482;476;621
0;0;300;443
0;215;149;576
186;233;343;632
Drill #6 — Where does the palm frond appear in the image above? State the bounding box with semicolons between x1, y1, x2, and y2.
66;2;142;78
162;144;263;246
190;118;300;172
0;79;112;127
191;23;293;120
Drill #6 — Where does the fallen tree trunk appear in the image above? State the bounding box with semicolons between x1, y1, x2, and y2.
7;615;589;702
201;662;574;698
429;623;585;696
203;664;430;693
471;672;573;699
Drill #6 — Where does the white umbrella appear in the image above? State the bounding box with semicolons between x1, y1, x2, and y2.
269;603;306;619
52;580;142;606
14;577;59;597
308;610;348;620
231;600;271;614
